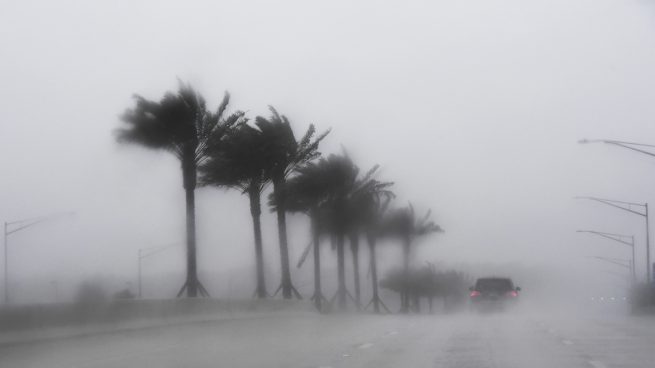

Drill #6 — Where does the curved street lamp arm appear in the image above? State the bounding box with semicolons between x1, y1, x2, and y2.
575;196;646;217
604;140;655;158
577;230;634;247
139;243;180;259
5;212;75;236
589;256;632;269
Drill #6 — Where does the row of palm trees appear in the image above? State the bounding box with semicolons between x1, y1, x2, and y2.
116;82;443;312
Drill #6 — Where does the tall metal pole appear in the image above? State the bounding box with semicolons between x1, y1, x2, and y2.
3;222;7;304
646;204;651;283
138;249;142;299
579;138;655;280
2;212;74;304
576;197;649;282
631;236;637;283
138;243;179;299
577;229;637;284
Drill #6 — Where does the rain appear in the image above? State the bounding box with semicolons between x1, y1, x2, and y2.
2;0;655;367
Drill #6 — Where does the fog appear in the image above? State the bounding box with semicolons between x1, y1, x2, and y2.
4;1;655;367
1;0;655;328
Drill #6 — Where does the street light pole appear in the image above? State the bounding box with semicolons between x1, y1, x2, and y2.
576;196;650;282
578;139;655;158
579;138;655;282
577;230;636;283
138;249;142;298
3;222;8;304
3;212;74;304
137;244;179;299
589;255;632;270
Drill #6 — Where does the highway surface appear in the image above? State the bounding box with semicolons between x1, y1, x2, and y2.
1;307;654;368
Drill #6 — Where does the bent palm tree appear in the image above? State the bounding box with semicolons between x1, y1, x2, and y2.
256;107;329;299
199;122;271;298
117;82;241;297
281;162;334;311
349;168;394;313
299;153;378;310
319;154;360;310
346;165;394;309
383;204;443;312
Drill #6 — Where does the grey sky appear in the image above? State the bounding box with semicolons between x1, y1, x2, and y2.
1;0;655;301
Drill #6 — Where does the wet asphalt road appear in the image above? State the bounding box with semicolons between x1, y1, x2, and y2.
1;308;654;368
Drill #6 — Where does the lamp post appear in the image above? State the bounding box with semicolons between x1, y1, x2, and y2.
579;138;655;282
587;255;633;286
588;255;632;270
577;230;636;283
578;139;655;158
138;244;179;298
576;196;650;282
3;212;73;304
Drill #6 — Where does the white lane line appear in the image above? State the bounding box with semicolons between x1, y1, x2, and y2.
357;342;374;349
72;344;181;367
588;360;607;368
561;339;574;345
384;330;398;336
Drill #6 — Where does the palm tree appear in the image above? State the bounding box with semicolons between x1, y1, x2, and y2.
295;153;385;311
348;232;361;307
319;154;360;310
348;167;394;313
281;161;334;311
383;204;443;312
199;122;271;298
345;164;394;309
256;107;329;299
117;82;242;298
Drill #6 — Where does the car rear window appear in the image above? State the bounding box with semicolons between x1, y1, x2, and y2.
475;278;514;291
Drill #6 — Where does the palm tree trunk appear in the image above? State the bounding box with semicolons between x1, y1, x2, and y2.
249;186;267;299
183;162;198;298
336;232;346;309
273;178;293;299
401;235;411;312
349;233;361;308
311;210;322;311
368;233;380;313
413;294;421;313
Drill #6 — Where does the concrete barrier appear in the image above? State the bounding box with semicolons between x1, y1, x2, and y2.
0;298;312;334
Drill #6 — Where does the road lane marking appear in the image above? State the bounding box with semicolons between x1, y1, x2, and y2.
384;330;398;336
357;342;374;349
561;339;574;345
588;360;607;368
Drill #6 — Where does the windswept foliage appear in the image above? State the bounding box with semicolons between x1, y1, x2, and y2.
257;107;329;299
380;266;469;313
118;83;242;171
115;83;449;312
255;107;330;182
382;203;443;312
117;82;243;297
382;204;443;240
199;122;271;298
280;153;394;310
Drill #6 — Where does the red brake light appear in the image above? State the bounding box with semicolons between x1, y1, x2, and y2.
470;290;481;297
506;290;518;297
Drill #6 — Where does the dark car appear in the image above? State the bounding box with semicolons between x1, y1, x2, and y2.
469;277;521;311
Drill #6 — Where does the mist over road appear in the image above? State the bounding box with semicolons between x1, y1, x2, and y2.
1;307;653;368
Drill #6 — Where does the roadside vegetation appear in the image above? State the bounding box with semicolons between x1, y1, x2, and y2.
116;81;450;313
